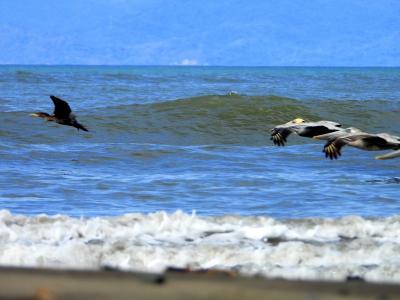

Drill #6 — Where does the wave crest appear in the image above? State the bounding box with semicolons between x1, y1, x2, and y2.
3;94;399;145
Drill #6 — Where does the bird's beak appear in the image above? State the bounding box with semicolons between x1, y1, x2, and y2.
375;152;400;160
30;113;40;117
313;132;336;140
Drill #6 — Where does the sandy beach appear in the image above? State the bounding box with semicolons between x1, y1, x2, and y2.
0;266;399;300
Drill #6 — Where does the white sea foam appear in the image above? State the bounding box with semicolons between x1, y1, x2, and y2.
0;209;400;283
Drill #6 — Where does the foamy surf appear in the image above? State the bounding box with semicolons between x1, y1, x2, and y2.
1;209;399;283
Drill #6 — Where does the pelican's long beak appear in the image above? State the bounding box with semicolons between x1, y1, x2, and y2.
313;134;325;140
30;113;40;117
376;155;387;160
375;150;400;160
313;131;343;140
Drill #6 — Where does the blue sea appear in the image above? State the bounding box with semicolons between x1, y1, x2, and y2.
0;66;399;282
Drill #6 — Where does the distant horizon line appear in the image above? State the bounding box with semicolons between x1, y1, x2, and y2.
0;64;398;68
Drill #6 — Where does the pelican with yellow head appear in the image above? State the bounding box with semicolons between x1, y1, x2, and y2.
270;118;342;146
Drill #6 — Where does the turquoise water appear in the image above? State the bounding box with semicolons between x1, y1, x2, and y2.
0;66;399;217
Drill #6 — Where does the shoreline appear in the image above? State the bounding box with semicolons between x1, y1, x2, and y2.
0;266;399;300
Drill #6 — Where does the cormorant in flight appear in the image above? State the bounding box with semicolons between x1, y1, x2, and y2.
30;95;88;132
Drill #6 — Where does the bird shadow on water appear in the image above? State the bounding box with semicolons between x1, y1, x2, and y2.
365;177;400;184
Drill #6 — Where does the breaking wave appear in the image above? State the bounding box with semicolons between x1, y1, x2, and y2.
1;210;400;283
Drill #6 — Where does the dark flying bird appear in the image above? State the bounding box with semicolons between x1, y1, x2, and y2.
30;95;88;132
314;130;400;160
270;118;342;146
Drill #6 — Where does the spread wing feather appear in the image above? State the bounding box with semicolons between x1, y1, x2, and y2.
270;128;293;146
50;95;72;119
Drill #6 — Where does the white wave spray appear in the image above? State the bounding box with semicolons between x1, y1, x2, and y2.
1;210;400;283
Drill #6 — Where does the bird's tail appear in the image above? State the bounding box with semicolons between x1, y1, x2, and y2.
74;122;89;132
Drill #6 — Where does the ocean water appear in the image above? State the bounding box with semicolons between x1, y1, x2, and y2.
0;66;399;282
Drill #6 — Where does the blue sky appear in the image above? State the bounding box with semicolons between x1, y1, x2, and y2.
0;0;399;66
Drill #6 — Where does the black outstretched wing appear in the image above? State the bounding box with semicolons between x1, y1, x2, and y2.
323;138;348;160
270;127;293;146
363;136;393;148
299;126;339;138
50;95;72;119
